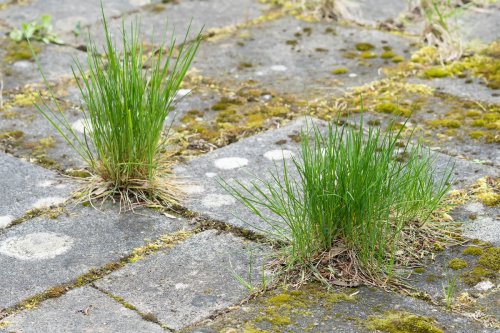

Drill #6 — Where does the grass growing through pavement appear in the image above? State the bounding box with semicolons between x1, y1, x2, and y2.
223;117;454;286
36;9;201;209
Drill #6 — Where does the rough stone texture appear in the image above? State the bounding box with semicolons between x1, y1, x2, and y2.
0;205;188;309
457;3;500;44
411;77;500;105
62;0;267;50
175;118;499;234
192;15;417;96
0;0;153;34
0;152;75;225
95;230;272;330
188;284;497;333
339;0;408;26
455;202;500;246
0;286;164;333
0;42;86;90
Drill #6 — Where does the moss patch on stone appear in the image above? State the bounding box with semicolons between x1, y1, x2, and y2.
448;258;467;270
478;247;500;271
462;246;483;256
331;67;348;75
365;311;444;333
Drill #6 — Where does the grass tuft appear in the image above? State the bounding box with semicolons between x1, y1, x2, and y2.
222;117;454;285
35;7;202;210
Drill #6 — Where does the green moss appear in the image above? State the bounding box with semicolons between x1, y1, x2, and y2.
427;119;461;129
256;314;291;326
238;62;253;70
392;56;404;63
331;67;349;75
4;40;42;63
462;246;484;256
469;131;486;139
423;67;452;79
360;51;377;59
211;97;242;111
355;42;375;51
478;247;500;271
0;130;24;139
286;39;298;47
342;51;357;59
448;258;467;270
381;51;397;59
365;311;444;333
461;266;496;286
65;169;91;178
414;267;426;274
465;110;482;118
374;103;411;117
426;274;437;283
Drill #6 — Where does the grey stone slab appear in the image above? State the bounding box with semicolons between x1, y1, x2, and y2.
189;283;497;333
0;42;86;90
62;0;267;50
191;16;416;97
174;117;499;235
0;0;154;34
456;201;500;246
411;77;500;105
0;152;75;227
95;230;272;330
0;286;164;333
0;205;188;309
338;0;408;27
457;3;500;44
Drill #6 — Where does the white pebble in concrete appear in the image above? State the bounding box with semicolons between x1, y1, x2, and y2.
213;157;248;170
201;194;236;208
271;65;287;72
0;215;13;229
475;280;495;291
182;185;205;195
32;196;66;209
37;180;54;187
0;232;74;260
263;149;295;161
175;283;189;290
205;172;217;178
71;119;92;134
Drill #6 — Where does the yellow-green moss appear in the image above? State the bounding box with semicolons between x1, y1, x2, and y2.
465;110;482;118
365;311;444;333
423;67;452;79
65;169;91;178
360;51;377;59
0;130;24;139
392;56;404;63
381;51;397;59
238;62;253;70
374;103;411;117
342;51;357;59
355;42;375;51
478;248;500;271
471;119;486;127
216;109;243;124
414;267;426;274
3;40;42;63
462;246;484;256
448;258;467;270
469;131;487;139
476;192;500;206
331;67;348;75
461;266;496;286
427;119;461;129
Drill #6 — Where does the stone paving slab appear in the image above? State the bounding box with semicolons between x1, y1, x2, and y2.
0;0;154;34
62;0;267;51
1;42;86;90
0;205;188;309
175;117;499;235
0;152;75;228
187;283;497;333
457;3;500;44
0;286;164;333
410;77;500;105
95;230;272;330
336;0;408;27
192;15;416;97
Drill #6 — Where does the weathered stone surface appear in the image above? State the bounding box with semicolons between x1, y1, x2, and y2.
0;205;188;308
188;283;497;333
175;118;499;234
192;16;416;96
95;230;272;330
0;286;164;333
62;0;267;50
0;0;152;34
458;3;500;44
411;77;500;105
0;152;75;226
338;0;408;27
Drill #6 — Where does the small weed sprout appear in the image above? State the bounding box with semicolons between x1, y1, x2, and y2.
35;9;202;209
442;273;458;308
223;117;454;285
9;15;64;44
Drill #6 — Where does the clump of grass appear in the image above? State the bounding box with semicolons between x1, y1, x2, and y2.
223;117;453;285
35;8;202;209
